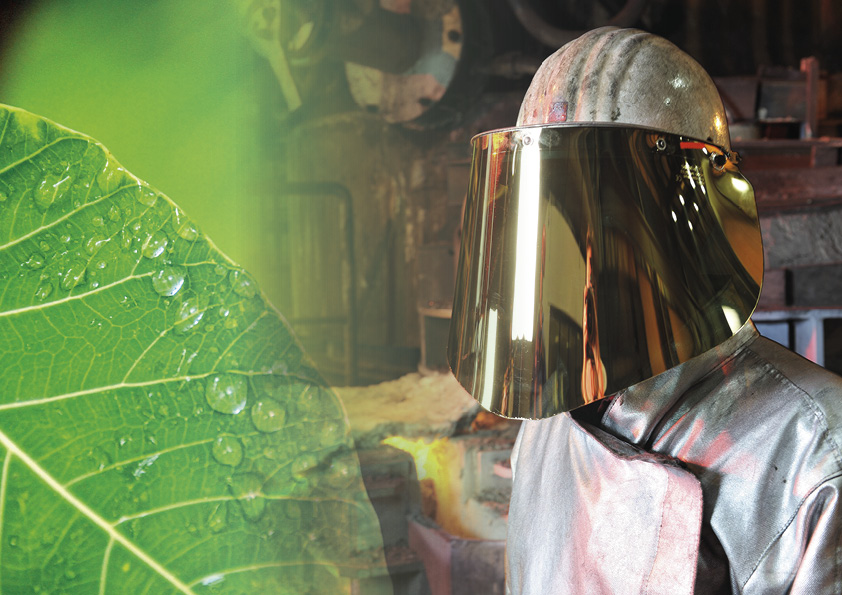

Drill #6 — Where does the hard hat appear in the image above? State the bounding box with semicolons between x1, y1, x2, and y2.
448;27;763;419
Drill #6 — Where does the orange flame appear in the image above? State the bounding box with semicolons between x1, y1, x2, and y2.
381;436;450;482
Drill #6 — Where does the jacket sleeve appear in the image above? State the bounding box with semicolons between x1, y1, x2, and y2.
745;474;842;594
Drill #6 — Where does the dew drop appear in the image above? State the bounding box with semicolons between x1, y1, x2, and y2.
151;266;185;297
89;447;112;471
263;445;287;460
328;457;354;488
174;209;199;241
319;421;343;447
214;264;227;276
228;473;265;521
96;160;124;192
208;503;227;533
119;229;133;250
141;231;168;259
35;282;53;301
91;215;105;227
34;173;72;212
59;259;86;291
212;436;244;466
59;233;72;244
174;293;204;334
39;240;51;252
107;204;121;222
136;187;158;207
85;234;107;255
292;454;318;476
229;269;257;298
205;374;248;415
251;398;286;433
9;535;18;547
0;190;7;202
132;454;159;479
24;252;45;270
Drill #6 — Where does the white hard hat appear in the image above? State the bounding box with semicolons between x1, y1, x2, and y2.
518;27;731;151
448;28;762;419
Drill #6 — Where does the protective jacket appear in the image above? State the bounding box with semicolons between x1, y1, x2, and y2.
507;322;842;594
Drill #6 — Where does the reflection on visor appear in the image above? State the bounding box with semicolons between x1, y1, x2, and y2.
447;125;763;420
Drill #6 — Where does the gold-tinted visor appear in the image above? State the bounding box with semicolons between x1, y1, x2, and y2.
448;125;762;419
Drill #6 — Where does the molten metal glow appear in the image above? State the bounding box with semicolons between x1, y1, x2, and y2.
382;436;450;481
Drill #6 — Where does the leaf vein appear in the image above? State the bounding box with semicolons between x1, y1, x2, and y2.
0;428;196;594
0;369;273;411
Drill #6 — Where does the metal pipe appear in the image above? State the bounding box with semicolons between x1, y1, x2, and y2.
506;0;650;48
281;182;359;386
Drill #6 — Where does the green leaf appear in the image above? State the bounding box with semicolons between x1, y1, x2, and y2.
0;105;387;593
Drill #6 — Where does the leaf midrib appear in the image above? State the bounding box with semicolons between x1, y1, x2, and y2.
0;427;197;595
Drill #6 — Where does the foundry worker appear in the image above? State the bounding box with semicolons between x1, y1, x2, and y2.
447;27;842;594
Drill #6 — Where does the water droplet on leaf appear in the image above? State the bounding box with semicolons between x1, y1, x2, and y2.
151;266;185;297
85;234;106;255
212;436;243;466
60;259;86;291
142;231;168;258
228;473;265;521
328;457;354;488
35;282;53;301
251;398;286;433
136;187;158;207
229;269;257;298
24;253;45;270
208;503;227;533
89;447;112;471
174;209;199;241
173;293;204;333
205;374;248;415
91;215;105;227
292;454;318;476
34;174;71;211
320;421;343;446
119;228;133;250
132;454;159;478
107;204;121;222
96;160;124;192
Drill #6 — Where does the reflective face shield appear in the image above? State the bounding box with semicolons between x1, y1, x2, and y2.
448;125;763;419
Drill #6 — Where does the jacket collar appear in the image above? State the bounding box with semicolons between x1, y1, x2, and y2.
598;321;760;446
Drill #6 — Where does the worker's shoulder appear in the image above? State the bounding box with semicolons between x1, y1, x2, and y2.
745;333;842;440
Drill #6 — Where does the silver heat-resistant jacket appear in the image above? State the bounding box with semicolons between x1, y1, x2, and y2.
507;322;842;594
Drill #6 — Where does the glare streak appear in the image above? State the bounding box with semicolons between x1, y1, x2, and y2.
481;309;499;410
511;141;541;341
